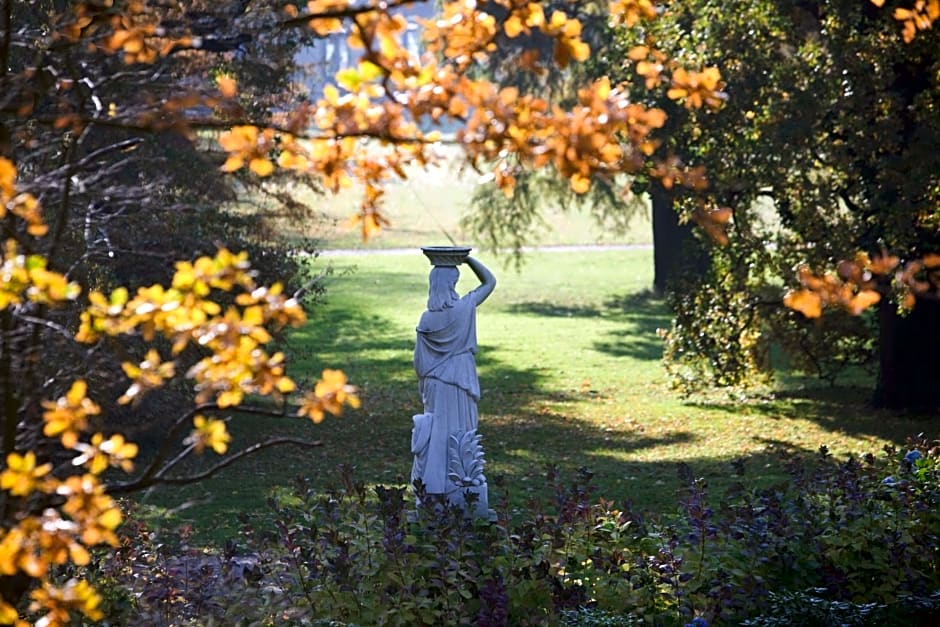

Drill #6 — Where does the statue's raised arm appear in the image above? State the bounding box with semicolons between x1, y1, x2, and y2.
464;256;496;306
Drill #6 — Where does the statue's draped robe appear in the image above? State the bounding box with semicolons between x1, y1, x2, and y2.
413;291;484;494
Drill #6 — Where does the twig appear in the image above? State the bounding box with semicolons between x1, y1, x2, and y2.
108;437;323;494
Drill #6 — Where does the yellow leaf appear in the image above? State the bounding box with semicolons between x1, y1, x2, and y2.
242;305;265;326
336;68;362;91
69;543;91;566
667;86;688;101
323;84;340;104
505;15;525;37
570;173;591;194
98;507;123;530
222;156;244;172
0;599;17;623
89;452;109;474
359;60;383;81
249;158;275;177
66;380;87;405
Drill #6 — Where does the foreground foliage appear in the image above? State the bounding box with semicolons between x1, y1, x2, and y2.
0;160;358;624
83;437;940;625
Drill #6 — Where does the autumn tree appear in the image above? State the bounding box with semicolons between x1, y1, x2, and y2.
602;0;940;405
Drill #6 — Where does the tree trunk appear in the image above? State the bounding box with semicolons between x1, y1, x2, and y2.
873;296;940;410
651;183;707;296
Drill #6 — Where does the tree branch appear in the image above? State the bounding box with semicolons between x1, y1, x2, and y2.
0;0;10;81
23;114;455;146
12;313;74;342
44;122;80;269
278;0;428;29
122;402;298;494
107;437;322;494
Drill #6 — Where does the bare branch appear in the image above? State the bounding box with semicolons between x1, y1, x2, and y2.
121;402;298;494
11;314;74;342
278;0;428;29
0;0;10;81
24;114;455;147
107;437;322;494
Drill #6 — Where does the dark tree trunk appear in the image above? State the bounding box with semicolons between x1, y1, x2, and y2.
873;297;940;410
651;183;707;296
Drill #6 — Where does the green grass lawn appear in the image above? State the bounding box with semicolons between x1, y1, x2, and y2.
143;248;932;541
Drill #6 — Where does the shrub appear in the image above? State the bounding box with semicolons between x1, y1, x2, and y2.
83;439;940;625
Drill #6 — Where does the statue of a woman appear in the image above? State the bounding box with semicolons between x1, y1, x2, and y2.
412;256;496;512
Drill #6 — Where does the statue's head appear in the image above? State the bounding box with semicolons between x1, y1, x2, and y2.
427;266;460;311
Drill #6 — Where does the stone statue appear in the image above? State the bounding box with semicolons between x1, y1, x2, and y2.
412;250;496;517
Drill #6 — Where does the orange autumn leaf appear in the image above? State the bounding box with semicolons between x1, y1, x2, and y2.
784;288;823;318
298;369;360;423
570;173;591;193
922;252;940;268
892;0;940;42
628;45;650;61
847;289;881;315
249;157;275;177
0;157;15;201
667;67;727;110
609;0;658;27
217;74;238;98
867;253;900;275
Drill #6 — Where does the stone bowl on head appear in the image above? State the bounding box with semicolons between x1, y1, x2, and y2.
421;246;471;267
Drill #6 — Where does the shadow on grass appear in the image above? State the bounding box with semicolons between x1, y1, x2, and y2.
483;408;696;472
505;291;670;362
504;302;605;318
687;384;935;443
594;291;670;361
487;443;841;518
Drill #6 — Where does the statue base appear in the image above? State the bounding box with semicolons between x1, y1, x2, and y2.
410;483;497;522
447;482;493;519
